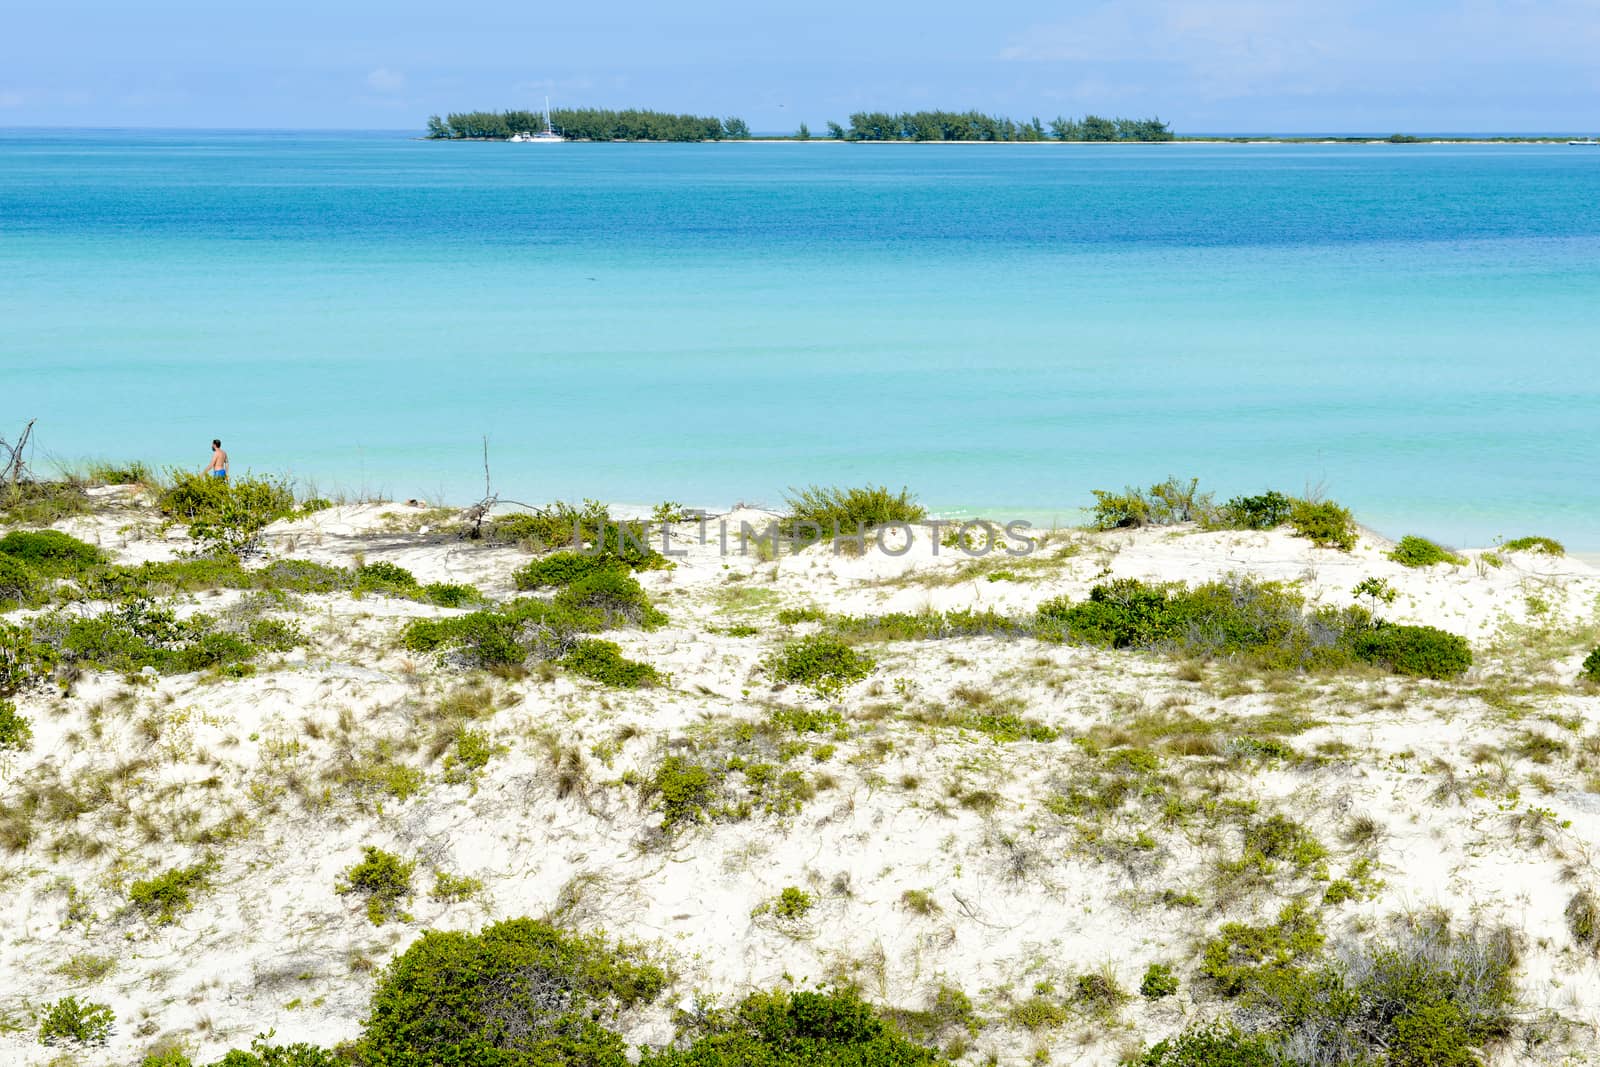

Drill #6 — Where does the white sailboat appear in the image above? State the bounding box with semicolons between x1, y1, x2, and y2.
511;97;567;143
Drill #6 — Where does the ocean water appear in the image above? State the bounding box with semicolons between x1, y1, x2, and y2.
4;129;1599;547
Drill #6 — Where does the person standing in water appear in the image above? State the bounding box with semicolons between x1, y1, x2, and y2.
205;439;228;480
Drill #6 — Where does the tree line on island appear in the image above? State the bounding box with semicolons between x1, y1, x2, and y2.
425;108;1173;142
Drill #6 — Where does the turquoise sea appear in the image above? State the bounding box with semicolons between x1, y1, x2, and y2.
3;129;1598;546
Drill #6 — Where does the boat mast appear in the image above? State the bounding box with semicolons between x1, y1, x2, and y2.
545;96;553;135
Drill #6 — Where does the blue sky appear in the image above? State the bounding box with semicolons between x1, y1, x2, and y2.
4;0;1598;132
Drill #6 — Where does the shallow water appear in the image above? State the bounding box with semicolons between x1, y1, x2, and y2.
4;130;1598;546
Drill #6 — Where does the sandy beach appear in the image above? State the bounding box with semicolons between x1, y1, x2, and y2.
3;485;1599;1064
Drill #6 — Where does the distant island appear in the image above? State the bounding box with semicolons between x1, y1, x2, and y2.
424;109;1592;145
423;108;1173;142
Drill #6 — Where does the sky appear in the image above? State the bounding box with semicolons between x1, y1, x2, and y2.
3;0;1599;133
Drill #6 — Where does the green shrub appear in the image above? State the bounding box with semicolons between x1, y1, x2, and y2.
37;995;114;1046
210;1034;339;1066
0;554;38;608
430;871;483;902
1135;1024;1278;1066
1037;576;1360;671
403;598;601;668
784;485;927;540
32;601;259;677
1200;899;1325;996
514;551;630;589
1388;535;1466;568
1288;498;1357;551
1216;491;1293;531
1349;622;1471;679
138;1045;195;1067
1250;919;1518;1067
483;500;609;549
247;617;306;651
1140;962;1179;999
337;846;415;925
158;471;297;557
764;635;875;698
0;530;104;575
257;559;355;594
770;886;814;920
0;621;56;696
1090;477;1214;530
647;755;720;830
85;460;152;485
1581;648;1600;684
129;859;214;924
553;568;666;628
355;561;420;594
0;479;90;525
561;639;661;688
1503;536;1564;556
420;582;481;607
0;699;32;751
359;918;665;1067
639;988;942;1067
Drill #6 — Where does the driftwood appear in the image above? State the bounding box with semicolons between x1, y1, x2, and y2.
0;419;37;494
457;436;539;540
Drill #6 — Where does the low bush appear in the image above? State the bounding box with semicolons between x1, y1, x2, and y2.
1503;536;1564;556
646;755;721;831
1348;622;1472;679
355;561;420;594
514;551;629;589
1135;1024;1277;1066
1140;963;1180;999
1215;491;1293;531
209;1034;340;1066
158;471;297;557
129;859;215;924
0;699;32;750
85;460;152;485
30;601;263;678
482;499;609;549
784;484;927;540
1567;889;1599;950
1090;476;1215;530
1287;498;1357;551
1580;648;1600;684
640;988;942;1067
561;639;661;688
0;554;38;608
360;917;666;1067
554;568;666;629
337;846;415;925
0;530;104;575
37;995;114;1046
1;621;57;696
764;635;875;699
1200;899;1325;997
403;598;602;667
420;582;481;607
1388;534;1466;568
0;478;90;525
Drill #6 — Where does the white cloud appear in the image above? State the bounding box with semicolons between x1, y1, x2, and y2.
366;67;405;93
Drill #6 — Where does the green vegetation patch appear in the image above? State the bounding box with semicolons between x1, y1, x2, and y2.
784;484;927;541
37;994;114;1046
1580;648;1600;684
764;634;876;698
639;988;943;1067
158;470;298;557
0;530;105;576
1036;576;1471;678
360;918;666;1067
0;554;39;608
1503;536;1564;556
561;639;661;688
1388;535;1467;567
129;859;215;924
337;846;415;925
1287;499;1358;551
